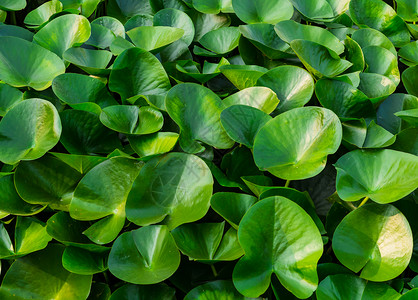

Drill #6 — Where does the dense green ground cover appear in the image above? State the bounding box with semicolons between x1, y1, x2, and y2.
0;0;417;299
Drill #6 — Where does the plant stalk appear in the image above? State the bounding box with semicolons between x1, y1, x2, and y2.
211;264;218;277
284;180;291;188
357;197;369;208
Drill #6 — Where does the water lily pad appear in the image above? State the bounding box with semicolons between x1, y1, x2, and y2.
185;280;258;300
399;41;418;65
108;225;180;284
402;66;418;97
165;83;234;152
128;132;179;157
254;107;342;180
0;99;61;165
222;87;279;114
335;149;418;203
256;65;314;112
351;28;396;56
0;36;65;90
333;203;413;281
126;152;213;229
127;26;184;52
100;105;163;135
0;83;23;116
275;20;345;55
0;244;92;300
288;0;350;21
24;0;63;29
109;48;171;101
0;0;26;11
232;0;293;24
349;0;410;47
192;0;233;14
70;157;143;244
33;14;91;58
198;27;240;55
109;283;176;300
233;196;323;298
220;65;267;90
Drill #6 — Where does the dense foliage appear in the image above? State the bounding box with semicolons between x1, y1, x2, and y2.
0;0;417;299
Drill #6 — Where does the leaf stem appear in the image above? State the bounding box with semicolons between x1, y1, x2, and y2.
10;11;16;25
210;264;218;277
284;180;291;188
357;197;369;208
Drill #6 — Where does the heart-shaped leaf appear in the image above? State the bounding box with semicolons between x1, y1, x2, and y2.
288;0;350;21
108;225;180;284
129;132;179;157
24;0;63;29
33;14;91;58
185;280;259;300
256;65;314;112
63;47;112;76
0;99;61;165
127;26;185;51
232;0;293;24
333;203;413;281
126;152;213;229
254;107;342;180
335;149;418;204
165;83;234;152
220;65;267;90
233;196;323;298
0;36;65;90
402;66;418;97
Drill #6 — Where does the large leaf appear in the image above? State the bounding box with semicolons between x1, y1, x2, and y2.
129;132;179;157
222;87;279;114
316;274;401;299
288;0;350;21
335;149;418;204
0;244;92;300
333;203;413;281
0;82;23;116
290;40;352;78
198;27;240;55
33;14;91;58
0;36;65;90
109;48;171;101
63;47;112;76
220;65;267;90
69;157;143;244
192;0;233;14
109;283;176;300
165;83;234;152
402;66;418;97
232;0;293;24
349;0;411;47
275;20;345;55
126;152;213;229
233;196;323;298
127;26;185;51
185;280;259;300
256;66;314;112
108;225;180;284
0;99;61;165
253;107;342;180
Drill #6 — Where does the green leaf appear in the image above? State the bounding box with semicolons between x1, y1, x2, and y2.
190;10;231;41
198;27;240;55
86;23;116;49
0;36;65;90
315;79;375;120
0;244;92;300
0;23;33;41
256;65;314;112
109;48;171;101
232;0;293;24
24;0;63;29
153;8;195;46
70;157;143;244
0;173;44;216
109;283;175;300
288;0;350;21
165;83;234;152
396;0;418;22
63;47;113;76
108;225;180;284
275;20;345;55
128;132;179;157
62;246;108;275
399;41;418;65
185;280;259;300
211;192;258;229
335;149;418;204
402;66;418;97
233;196;323;298
172;222;243;261
0;217;51;258
220;65;267;90
92;16;125;38
349;0;410;47
254;107;342;180
220;105;272;148
127;26;185;51
52;73;117;112
59;109;122;155
0;99;61;165
351;28;396;56
99;105;163;135
290;39;352;78
357;73;397;103
126;152;213;229
395;109;418;127
0;82;23;116
363;45;400;85
333;203;413;281
316;274;400;299
0;0;26;11
14;155;83;208
33;14;91;58
376;93;418;134
192;0;233;14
